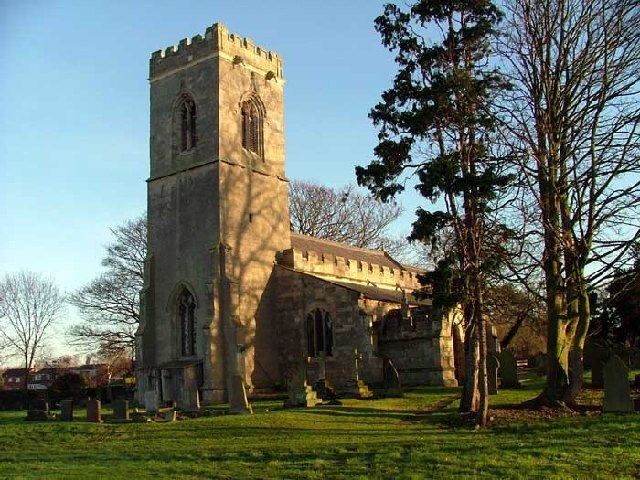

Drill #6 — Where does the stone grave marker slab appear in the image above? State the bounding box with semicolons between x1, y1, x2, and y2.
60;399;73;421
498;350;520;388
112;399;129;422
86;399;102;423
603;355;633;413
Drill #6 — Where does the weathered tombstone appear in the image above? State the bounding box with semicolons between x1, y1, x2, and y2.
86;398;102;423
487;354;500;395
164;409;177;422
181;365;200;412
34;398;49;412
285;361;322;408
383;358;403;397
112;399;130;422
26;398;50;421
498;350;520;388
144;390;159;413
343;348;373;399
60;399;74;421
603;355;634;413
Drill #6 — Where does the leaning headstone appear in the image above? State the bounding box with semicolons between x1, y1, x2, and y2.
60;399;74;421
498;350;520;388
603;355;634;413
383;358;403;397
86;399;102;423
144;390;159;413
487;354;500;395
112;399;129;422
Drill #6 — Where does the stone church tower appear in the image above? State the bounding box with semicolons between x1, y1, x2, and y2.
136;23;291;405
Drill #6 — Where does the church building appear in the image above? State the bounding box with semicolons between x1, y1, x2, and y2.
135;23;462;408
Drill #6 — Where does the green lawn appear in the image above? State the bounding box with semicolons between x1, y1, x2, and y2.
0;374;638;479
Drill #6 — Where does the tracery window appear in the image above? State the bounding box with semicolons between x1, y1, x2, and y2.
177;288;196;356
241;97;264;158
177;94;197;152
306;308;333;357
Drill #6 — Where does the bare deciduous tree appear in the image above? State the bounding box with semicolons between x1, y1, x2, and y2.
290;180;404;250
502;0;640;404
0;271;64;386
68;215;146;356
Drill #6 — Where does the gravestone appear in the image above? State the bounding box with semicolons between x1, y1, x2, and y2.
32;398;49;412
383;358;403;397
285;362;322;408
144;390;159;413
603;355;633;413
112;399;129;422
26;398;50;421
487;354;500;395
60;399;74;421
86;399;102;423
498;350;520;388
181;366;200;412
342;348;373;399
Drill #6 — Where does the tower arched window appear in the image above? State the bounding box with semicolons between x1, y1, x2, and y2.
177;288;196;357
177;94;197;152
305;308;333;357
241;97;264;158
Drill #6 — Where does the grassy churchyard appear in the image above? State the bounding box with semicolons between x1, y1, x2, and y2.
0;372;639;479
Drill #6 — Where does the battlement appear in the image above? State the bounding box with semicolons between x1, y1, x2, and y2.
279;246;424;291
150;22;284;80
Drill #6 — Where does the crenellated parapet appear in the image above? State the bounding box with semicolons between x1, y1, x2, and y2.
279;242;425;291
150;22;284;80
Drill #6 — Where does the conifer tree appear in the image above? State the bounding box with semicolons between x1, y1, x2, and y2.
357;0;512;425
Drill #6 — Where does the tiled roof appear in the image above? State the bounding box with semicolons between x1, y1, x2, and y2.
2;368;31;377
327;279;431;305
290;233;405;270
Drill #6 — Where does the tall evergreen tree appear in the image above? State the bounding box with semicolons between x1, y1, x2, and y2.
357;0;512;425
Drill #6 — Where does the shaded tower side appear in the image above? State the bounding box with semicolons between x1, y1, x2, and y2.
214;25;291;392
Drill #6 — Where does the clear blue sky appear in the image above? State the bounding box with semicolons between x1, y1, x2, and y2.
0;0;422;355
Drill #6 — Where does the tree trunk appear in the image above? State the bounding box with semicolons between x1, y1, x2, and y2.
563;282;591;404
459;322;479;413
477;307;489;426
